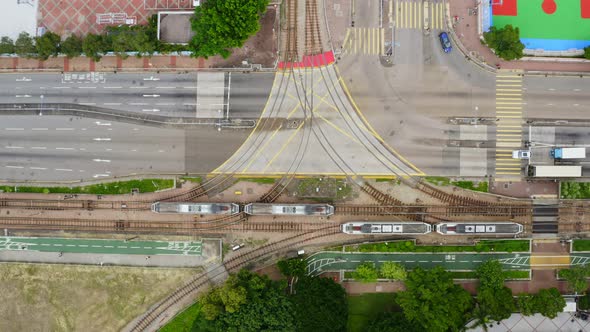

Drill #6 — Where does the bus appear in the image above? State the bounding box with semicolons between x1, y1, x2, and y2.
527;165;582;178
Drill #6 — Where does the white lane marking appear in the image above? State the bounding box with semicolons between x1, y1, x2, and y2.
5;165;23;169
55;147;75;150
103;103;122;106
133;128;139;131
31;146;47;150
15;94;31;98
142;94;160;97
130;102;148;106
104;86;122;89
93;138;111;141
92;159;111;163
155;86;175;89
56;128;74;131
105;148;113;151
574;104;580;107
78;86;97;89
79;102;96;105
95;122;111;126
155;103;175;106
142;109;160;112
183;103;197;106
16;77;31;82
143;76;160;81
55;168;73;172
574;89;581;92
131;149;137;152
460;261;469;263
32;128;48;131
548;88;555;91
474;260;483;263
81;128;87;131
432;261;442;263
130;86;145;89
30;167;47;170
5;146;23;149
5;128;24;131
79;170;85;172
406;261;415;263
52;86;71;89
79;148;86;151
183;86;198;89
158;150;165;153
93;174;110;178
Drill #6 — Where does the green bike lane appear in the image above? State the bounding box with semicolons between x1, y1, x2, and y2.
0;237;202;256
306;251;531;275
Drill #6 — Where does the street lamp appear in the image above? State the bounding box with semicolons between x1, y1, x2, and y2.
39;94;44;116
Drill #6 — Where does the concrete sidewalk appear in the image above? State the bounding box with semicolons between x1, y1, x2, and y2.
449;0;590;73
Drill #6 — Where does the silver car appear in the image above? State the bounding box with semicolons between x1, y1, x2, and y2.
512;150;530;159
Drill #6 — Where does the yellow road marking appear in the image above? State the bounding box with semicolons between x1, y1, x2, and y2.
263;119;307;172
496;172;521;175
530;256;570;267
496;106;522;110
496;84;522;87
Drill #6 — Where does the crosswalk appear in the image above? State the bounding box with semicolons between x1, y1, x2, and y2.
394;0;445;30
494;70;524;180
342;28;384;56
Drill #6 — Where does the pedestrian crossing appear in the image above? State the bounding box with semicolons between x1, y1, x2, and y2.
342;28;384;56
494;69;524;180
394;0;445;30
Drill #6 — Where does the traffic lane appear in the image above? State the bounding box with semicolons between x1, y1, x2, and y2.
524;76;590;119
227;72;275;118
353;0;381;28
308;252;530;271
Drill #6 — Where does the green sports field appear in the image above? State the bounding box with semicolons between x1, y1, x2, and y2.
493;0;590;40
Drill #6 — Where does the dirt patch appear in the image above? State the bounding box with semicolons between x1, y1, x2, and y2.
207;6;278;68
0;264;197;332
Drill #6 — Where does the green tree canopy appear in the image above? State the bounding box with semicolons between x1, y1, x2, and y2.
516;293;535;316
354;262;379;283
478;286;515;322
367;311;420;332
291;276;348;332
82;33;108;62
561;265;589;294
476;260;505;290
380;262;407;281
277;258;306;277
35;31;61;60
61;34;83;58
198;269;295;332
0;37;15;54
397;267;473;332
107;25;155;59
189;0;269;58
483;24;525;61
533;288;566;319
15;32;35;58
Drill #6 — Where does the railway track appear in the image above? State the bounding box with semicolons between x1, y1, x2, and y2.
305;0;322;55
129;224;341;332
0;199;150;211
285;0;298;60
334;204;531;218
258;179;288;203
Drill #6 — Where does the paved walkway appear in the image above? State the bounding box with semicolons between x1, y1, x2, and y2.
449;0;590;73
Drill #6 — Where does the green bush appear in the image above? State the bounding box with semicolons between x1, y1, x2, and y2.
483;25;525;61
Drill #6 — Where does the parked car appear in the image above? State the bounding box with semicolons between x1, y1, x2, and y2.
439;32;452;53
512;150;530;159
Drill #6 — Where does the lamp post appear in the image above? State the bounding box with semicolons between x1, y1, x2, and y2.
39;94;44;116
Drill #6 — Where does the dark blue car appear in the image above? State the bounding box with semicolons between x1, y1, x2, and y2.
439;32;452;53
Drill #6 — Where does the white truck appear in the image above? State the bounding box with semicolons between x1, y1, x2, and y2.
550;147;586;159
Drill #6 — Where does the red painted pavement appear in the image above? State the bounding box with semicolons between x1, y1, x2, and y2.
277;51;335;70
12;58;18;71
89;59;95;72
116;57;122;70
198;58;205;68
542;0;557;14
143;57;149;69
493;0;517;16
170;55;176;67
64;57;69;72
38;60;44;70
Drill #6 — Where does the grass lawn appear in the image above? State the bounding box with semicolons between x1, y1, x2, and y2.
181;177;202;184
0;179;174;195
346;270;529;280
297;177;353;200
347;293;397;332
160;302;202;332
424;176;452;186
347;239;529;253
573;239;590;252
0;264;195;332
236;177;276;184
452;180;489;193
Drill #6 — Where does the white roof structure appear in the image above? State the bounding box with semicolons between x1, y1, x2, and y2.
0;1;38;40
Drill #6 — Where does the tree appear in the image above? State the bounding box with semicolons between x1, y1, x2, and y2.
483;24;525;61
61;34;83;58
35;31;61;60
277;258;306;277
585;46;590;60
82;33;108;62
467;305;491;332
189;0;269;58
291;276;348;332
14;32;35;58
533;288;566;319
367;311;420;332
380;261;407;281
561;265;589;294
476;260;505;290
197;269;295;331
516;293;535;316
108;25;156;59
354;262;379;283
397;267;473;332
478;286;515;321
0;37;15;54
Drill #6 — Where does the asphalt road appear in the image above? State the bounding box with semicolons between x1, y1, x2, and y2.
0;115;251;181
1;72;274;118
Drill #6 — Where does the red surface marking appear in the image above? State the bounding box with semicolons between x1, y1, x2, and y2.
38;60;44;70
143;57;149;69
64;57;69;72
542;0;557;14
89;59;95;72
170;55;176;67
12;58;18;71
116;56;122;70
492;0;517;16
582;0;590;18
198;58;205;68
